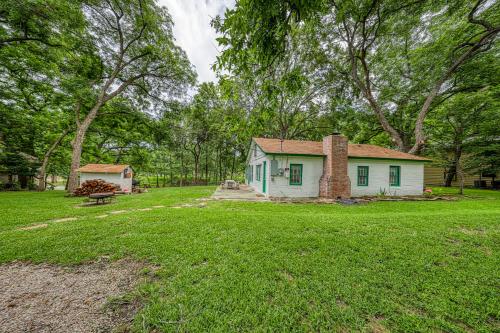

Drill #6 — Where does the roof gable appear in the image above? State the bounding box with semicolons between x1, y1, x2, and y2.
252;138;431;162
77;164;130;173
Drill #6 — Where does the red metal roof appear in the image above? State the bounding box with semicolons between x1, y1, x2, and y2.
77;164;130;173
253;138;431;161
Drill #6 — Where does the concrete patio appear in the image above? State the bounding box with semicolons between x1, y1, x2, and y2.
211;184;268;201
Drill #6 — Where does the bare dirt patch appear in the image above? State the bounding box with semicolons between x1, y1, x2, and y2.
367;316;389;333
0;258;147;333
457;227;486;235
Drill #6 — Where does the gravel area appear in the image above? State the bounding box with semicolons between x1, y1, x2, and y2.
0;259;146;333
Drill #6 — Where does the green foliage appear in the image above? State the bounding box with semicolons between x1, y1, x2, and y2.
215;0;500;152
1;0;497;191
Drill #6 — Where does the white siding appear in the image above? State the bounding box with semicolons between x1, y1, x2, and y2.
348;159;424;196
79;172;132;191
268;156;323;198
246;142;323;198
246;144;268;195
246;140;426;198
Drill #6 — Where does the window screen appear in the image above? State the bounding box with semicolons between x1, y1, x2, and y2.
289;164;303;185
357;166;369;186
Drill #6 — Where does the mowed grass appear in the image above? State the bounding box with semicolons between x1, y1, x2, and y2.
0;187;499;332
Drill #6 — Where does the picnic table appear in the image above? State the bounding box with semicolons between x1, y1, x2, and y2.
88;192;115;205
220;180;240;190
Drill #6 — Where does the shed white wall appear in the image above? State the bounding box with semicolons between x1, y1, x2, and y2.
348;159;424;196
79;172;132;191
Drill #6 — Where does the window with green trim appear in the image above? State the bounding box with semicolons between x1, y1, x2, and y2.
256;164;261;181
249;165;253;182
389;166;400;186
289;164;303;185
357;166;369;186
246;165;252;182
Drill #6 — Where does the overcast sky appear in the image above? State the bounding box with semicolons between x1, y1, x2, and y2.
159;0;235;83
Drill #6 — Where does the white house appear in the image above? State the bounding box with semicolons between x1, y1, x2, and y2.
245;134;431;198
77;164;133;191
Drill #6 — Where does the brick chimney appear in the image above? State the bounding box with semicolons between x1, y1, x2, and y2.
319;134;351;199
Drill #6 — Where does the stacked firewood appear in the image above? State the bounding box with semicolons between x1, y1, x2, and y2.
73;179;120;196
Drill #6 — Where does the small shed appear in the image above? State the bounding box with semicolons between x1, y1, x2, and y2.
77;164;133;191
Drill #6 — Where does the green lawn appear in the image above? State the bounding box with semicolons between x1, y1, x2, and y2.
0;187;499;332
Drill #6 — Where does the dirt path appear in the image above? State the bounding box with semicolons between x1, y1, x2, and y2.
0;259;146;333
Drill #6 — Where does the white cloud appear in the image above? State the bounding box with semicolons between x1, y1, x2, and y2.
158;0;235;83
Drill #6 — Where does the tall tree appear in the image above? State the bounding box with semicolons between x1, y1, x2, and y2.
215;0;500;153
65;0;195;192
426;50;500;186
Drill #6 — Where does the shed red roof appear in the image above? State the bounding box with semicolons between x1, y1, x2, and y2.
253;138;431;161
77;164;130;173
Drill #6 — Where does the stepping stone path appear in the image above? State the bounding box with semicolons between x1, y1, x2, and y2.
170;203;207;209
19;223;48;231
152;205;165;208
52;217;78;223
137;208;152;211
109;210;127;215
96;215;108;219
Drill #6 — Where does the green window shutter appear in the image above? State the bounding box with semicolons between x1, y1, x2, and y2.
357;166;369;186
289;164;303;185
390;166;401;186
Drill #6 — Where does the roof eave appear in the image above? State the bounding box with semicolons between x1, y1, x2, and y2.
267;152;326;157
348;156;432;162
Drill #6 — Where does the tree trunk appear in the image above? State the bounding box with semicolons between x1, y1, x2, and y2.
230;153;236;179
205;147;209;185
67;128;86;193
194;154;199;183
347;46;406;151
444;146;463;187
457;158;465;195
38;128;70;191
180;150;184;187
67;103;101;193
219;153;223;181
215;148;220;183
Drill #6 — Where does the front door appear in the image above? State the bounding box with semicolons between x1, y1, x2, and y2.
262;161;267;193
